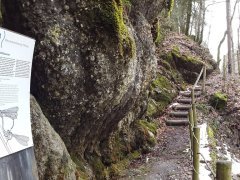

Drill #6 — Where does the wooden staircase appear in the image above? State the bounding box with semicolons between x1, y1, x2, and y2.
166;86;202;126
165;65;207;126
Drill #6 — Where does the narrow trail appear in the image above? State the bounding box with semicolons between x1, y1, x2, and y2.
120;85;197;179
120;123;191;179
121;71;240;180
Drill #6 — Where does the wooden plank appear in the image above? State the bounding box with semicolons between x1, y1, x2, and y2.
166;119;189;126
173;104;192;110
169;111;189;117
0;147;38;180
180;91;201;97
177;98;192;104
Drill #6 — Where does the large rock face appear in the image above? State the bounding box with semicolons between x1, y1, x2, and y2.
2;0;169;178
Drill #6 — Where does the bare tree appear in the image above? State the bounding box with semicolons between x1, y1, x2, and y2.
185;0;193;35
226;0;233;74
217;0;239;67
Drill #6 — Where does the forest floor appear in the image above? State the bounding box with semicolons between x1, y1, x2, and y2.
120;71;240;180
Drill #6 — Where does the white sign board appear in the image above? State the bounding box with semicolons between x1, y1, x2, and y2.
0;28;35;158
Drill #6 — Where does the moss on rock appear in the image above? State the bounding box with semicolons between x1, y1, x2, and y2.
86;154;109;179
109;151;140;177
152;18;162;44
147;75;176;117
99;0;136;57
209;92;227;110
134;119;158;152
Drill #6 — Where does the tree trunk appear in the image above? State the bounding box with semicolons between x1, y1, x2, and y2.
185;0;193;36
217;0;239;67
199;0;206;44
226;0;233;74
217;31;227;66
196;0;203;43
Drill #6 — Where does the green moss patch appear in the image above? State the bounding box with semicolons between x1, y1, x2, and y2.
152;19;162;44
134;119;158;152
209;92;227;110
147;75;177;117
86;154;109;179
99;0;136;57
109;151;140;177
171;46;203;65
71;155;92;180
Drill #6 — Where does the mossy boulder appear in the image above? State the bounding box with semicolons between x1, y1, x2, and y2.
209;92;227;110
147;74;177;117
134;119;158;152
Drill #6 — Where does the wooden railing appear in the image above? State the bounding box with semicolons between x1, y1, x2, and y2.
188;64;232;180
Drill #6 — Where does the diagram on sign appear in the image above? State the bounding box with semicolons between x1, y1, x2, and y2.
0;107;29;154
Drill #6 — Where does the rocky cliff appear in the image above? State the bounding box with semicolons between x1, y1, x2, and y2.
1;0;216;179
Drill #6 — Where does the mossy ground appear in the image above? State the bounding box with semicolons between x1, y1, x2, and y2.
109;151;140;177
171;46;203;65
209;92;227;110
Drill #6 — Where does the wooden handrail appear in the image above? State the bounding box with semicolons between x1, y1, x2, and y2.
193;67;204;89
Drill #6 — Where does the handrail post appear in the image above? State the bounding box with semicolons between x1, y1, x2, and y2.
188;108;194;159
191;89;195;105
191;89;197;126
216;160;232;180
193;126;200;180
202;65;207;94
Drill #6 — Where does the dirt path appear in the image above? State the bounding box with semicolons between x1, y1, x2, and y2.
120;112;192;179
120;71;240;180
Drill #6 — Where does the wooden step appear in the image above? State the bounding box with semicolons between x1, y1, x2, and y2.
179;91;201;97
177;98;192;104
189;86;202;91
169;111;188;117
166;119;189;126
173;104;192;110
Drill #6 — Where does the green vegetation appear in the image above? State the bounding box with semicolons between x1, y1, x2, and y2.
135;119;158;148
171;46;203;65
147;75;177;117
71;156;91;180
122;0;131;7
138;119;158;135
86;154;109;179
100;0;136;58
109;151;140;177
209;92;227;110
153;19;162;44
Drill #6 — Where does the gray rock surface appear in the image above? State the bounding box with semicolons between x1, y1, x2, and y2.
2;0;164;158
31;95;77;180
